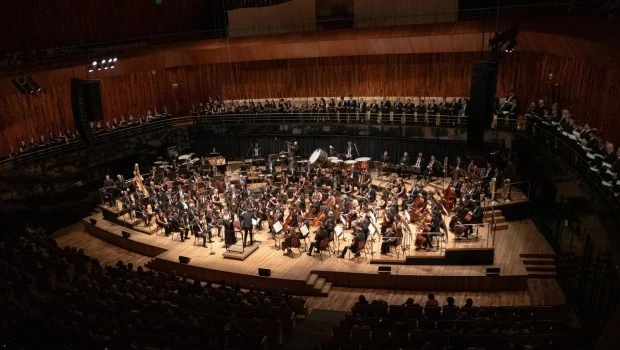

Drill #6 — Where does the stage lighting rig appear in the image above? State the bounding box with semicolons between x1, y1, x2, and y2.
489;25;518;58
87;57;118;73
11;75;42;94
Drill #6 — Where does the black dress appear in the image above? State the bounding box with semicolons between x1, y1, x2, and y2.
224;220;237;246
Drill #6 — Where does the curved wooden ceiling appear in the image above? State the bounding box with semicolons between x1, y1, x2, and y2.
0;17;618;95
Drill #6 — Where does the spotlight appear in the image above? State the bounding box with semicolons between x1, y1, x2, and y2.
26;76;41;92
97;65;102;71
110;64;115;69
92;61;97;66
101;60;106;64
104;66;108;70
113;57;118;62
11;78;28;94
88;67;94;73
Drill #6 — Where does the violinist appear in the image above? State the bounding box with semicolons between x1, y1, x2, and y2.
338;222;368;258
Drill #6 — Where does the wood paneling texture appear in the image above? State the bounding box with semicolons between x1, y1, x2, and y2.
2;51;620;154
0;84;73;152
0;0;210;52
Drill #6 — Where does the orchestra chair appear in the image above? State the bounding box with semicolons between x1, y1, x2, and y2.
318;234;333;261
233;219;242;240
349;240;368;262
170;229;183;242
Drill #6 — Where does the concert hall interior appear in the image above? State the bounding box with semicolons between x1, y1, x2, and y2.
2;1;620;349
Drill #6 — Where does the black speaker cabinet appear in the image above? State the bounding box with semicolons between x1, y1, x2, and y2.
486;267;501;276
179;256;191;264
89;218;97;225
121;231;131;239
378;266;392;274
258;268;271;277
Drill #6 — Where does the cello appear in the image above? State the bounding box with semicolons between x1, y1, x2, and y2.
414;213;433;249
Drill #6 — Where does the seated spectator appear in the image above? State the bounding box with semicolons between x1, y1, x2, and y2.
358;295;369;304
425;293;439;307
463;298;474;308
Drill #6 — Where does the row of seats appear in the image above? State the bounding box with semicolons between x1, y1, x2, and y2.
351;303;569;321
221;96;467;105
0;226;308;349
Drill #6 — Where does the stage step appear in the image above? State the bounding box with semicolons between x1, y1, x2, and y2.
494;223;509;231
483;209;502;218
484;215;505;224
314;277;326;291
526;272;558;278
525;265;557;272
321;282;333;295
520;253;556;259
521;259;556;265
521;253;557;279
306;273;319;286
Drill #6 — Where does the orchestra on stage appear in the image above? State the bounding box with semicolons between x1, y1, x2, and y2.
101;141;513;259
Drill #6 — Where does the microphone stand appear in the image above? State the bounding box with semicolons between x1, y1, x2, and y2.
354;143;360;158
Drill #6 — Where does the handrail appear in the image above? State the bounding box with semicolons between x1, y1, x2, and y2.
1;112;473;168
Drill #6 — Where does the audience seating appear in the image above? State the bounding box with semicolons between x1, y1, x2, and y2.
0;226;308;349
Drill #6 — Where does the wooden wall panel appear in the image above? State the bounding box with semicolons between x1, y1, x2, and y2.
2;51;620;155
0;84;73;153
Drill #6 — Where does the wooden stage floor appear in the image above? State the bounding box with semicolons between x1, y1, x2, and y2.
77;173;544;295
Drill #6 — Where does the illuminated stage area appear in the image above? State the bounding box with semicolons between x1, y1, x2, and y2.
82;167;548;296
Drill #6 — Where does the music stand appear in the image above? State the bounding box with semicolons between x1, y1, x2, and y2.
367;223;377;256
334;225;343;250
300;225;310;251
272;221;283;250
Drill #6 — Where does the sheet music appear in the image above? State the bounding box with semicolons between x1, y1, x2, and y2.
368;223;376;235
273;221;282;234
334;225;343;237
252;218;259;226
300;225;309;237
404;210;411;222
369;212;376;223
340;215;346;225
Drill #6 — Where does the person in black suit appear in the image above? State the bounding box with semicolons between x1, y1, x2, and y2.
428;99;439;125
404;98;415;124
337;97;347;122
393;98;404;124
369;99;379;123
347;95;356;122
103;175;116;206
240;208;255;247
338;225;368;258
191;218;209;247
398;152;410;178
425;155;440;180
358;98;367;123
380;97;391;122
412;152;425;170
